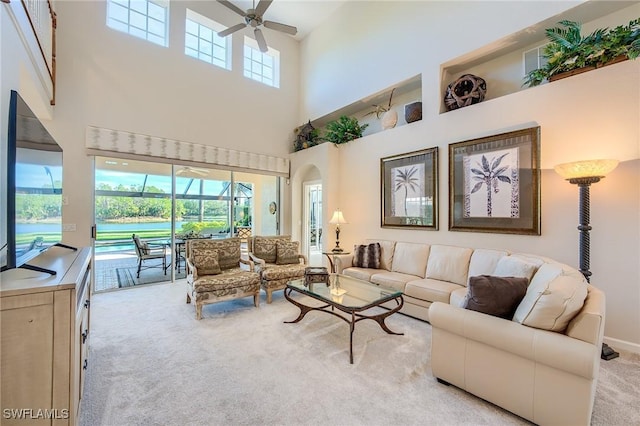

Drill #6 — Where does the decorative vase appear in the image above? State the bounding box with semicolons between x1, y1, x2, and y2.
381;110;398;130
444;74;487;111
404;101;422;123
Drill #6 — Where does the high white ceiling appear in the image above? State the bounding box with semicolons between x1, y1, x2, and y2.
222;0;347;39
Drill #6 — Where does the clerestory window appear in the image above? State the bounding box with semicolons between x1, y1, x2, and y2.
106;0;169;47
243;36;280;88
185;9;231;70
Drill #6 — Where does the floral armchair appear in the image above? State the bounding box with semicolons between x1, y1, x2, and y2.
248;235;307;303
186;237;260;320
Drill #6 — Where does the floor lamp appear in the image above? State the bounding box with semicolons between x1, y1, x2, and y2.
329;210;347;253
554;159;620;361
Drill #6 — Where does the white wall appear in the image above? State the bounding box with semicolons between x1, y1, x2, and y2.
37;0;301;249
0;4;57;267
296;1;640;351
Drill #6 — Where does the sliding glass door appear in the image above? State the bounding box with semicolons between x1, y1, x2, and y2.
93;156;281;292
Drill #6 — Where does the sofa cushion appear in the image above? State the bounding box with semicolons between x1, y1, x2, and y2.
426;245;473;286
343;267;383;281
513;263;588;332
276;240;300;265
193;269;260;296
261;263;306;281
370;271;415;292
365;239;396;271
493;256;540;280
449;287;468;307
214;238;242;270
192;248;221;276
467;249;509;282
404;278;462;304
352;242;381;269
391;242;430;278
253;236;290;264
462;275;528;319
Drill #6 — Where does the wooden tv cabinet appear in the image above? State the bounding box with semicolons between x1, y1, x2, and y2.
1;246;92;425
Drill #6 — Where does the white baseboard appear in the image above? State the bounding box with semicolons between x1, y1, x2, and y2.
603;336;640;355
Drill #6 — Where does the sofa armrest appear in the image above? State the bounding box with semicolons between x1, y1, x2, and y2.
429;302;600;380
298;254;307;264
565;285;605;345
334;253;354;273
240;257;255;272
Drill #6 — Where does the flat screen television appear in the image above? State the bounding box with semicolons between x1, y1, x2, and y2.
1;90;68;274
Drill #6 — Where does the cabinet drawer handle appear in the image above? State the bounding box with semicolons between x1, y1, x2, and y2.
82;330;88;343
83;359;88;370
84;299;90;309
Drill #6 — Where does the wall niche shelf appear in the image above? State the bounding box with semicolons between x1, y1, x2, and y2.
439;1;636;114
309;74;422;141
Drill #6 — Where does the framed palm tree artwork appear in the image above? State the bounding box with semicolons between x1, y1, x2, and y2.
381;147;438;229
449;126;541;235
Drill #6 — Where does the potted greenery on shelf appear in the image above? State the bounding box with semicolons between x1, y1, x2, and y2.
524;18;640;87
322;115;369;146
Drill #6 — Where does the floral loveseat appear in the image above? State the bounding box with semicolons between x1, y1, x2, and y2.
248;235;307;303
334;239;605;425
186;238;260;320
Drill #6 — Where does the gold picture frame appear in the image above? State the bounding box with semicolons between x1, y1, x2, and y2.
448;126;541;235
381;147;438;230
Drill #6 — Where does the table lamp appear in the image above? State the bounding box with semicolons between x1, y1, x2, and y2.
329;210;347;253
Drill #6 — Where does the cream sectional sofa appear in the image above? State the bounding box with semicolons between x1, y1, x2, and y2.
335;239;605;425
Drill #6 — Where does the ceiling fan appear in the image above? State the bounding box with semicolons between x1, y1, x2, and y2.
217;0;297;53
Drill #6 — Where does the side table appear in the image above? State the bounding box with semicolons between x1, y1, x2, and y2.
322;251;350;273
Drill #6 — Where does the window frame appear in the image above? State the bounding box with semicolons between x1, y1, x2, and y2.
106;0;170;47
243;36;280;88
184;9;232;70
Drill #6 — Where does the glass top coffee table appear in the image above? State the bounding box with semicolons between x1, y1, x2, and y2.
284;274;404;364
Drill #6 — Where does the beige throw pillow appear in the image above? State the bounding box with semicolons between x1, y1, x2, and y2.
276;240;300;265
192;248;221;275
493;256;540;280
513;264;588;332
254;236;290;264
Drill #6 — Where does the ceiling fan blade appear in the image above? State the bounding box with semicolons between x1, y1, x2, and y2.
218;23;246;37
264;20;297;36
217;0;246;17
254;28;268;53
254;0;273;17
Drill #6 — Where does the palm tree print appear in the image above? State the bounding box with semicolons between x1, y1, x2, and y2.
470;153;512;217
394;166;420;216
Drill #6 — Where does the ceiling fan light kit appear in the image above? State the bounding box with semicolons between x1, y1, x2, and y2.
217;0;297;53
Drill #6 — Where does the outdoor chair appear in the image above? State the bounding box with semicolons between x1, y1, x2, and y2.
132;234;168;278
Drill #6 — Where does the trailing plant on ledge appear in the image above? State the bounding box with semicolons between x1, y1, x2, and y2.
364;88;396;119
322;115;369;146
524;18;640;87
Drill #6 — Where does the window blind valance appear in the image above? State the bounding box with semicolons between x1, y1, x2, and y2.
85;126;289;176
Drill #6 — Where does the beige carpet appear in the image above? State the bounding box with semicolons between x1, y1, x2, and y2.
79;282;640;425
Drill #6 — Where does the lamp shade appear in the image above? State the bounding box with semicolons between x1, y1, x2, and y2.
554;159;619;180
329;210;347;225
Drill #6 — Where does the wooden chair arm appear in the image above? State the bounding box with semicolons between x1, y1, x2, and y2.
186;257;198;280
240;257;255;272
249;253;266;266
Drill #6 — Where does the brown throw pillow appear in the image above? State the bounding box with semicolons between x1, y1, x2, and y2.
192;248;221;275
352;243;381;269
462;275;528;319
276;240;300;265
